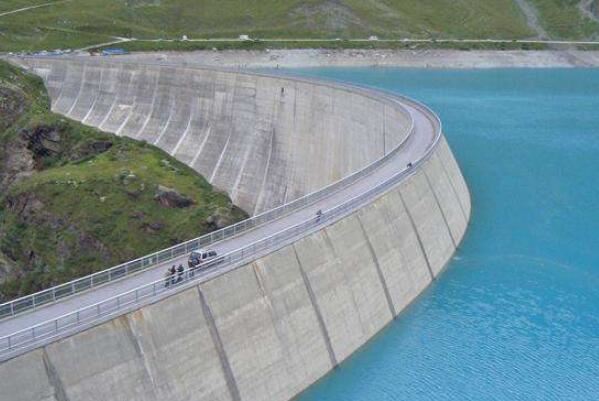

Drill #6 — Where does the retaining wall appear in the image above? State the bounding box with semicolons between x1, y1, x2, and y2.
0;58;471;401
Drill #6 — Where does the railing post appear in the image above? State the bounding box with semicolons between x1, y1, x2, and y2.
7;335;11;350
10;302;14;317
71;282;75;295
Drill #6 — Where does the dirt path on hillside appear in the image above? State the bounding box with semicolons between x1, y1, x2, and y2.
514;0;550;39
579;0;599;24
0;1;70;18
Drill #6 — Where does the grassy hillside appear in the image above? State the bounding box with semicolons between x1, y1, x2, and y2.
0;0;537;52
0;60;247;301
529;0;599;39
3;1;599;52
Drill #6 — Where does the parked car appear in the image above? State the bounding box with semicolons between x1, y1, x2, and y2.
188;249;218;268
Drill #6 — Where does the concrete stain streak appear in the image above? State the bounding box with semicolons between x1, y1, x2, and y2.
423;169;457;249
356;214;397;318
436;151;468;224
197;287;241;401
292;245;337;368
121;316;160;399
66;63;86;117
398;190;435;281
82;67;103;124
42;349;70;401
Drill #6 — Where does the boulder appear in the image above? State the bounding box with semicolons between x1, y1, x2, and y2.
154;185;194;208
205;207;236;230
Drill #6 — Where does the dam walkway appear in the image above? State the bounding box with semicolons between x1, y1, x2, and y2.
0;59;441;362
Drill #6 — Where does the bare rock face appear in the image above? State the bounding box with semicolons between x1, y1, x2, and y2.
74;140;113;161
0;252;14;284
23;125;62;164
0;135;35;192
0;87;25;132
206;207;236;230
154;185;194;208
5;192;45;222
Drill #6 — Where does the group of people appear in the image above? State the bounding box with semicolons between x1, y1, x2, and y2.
164;264;188;288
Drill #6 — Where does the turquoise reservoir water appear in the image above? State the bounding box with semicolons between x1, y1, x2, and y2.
287;69;599;400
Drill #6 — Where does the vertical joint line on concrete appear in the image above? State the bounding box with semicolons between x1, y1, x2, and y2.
423;169;457;248
122;317;160;395
52;63;68;110
292;245;338;368
437;152;468;223
356;215;397;318
42;348;70;401
66;63;86;117
196;287;242;401
398;190;435;281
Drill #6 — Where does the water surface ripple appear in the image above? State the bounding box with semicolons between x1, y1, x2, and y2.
287;68;599;401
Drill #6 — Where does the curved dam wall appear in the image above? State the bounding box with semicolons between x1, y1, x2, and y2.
0;59;471;401
17;58;411;214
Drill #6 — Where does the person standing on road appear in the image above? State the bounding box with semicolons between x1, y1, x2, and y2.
164;268;172;288
170;265;177;285
177;264;185;283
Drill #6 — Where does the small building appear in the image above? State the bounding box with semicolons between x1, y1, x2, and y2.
369;35;379;41
239;34;250;41
182;35;188;41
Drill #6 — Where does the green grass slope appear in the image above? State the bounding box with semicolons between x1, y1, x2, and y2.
0;60;247;301
0;0;537;52
529;0;599;39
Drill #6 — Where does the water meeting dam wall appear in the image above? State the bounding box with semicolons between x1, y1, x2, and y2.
0;57;470;401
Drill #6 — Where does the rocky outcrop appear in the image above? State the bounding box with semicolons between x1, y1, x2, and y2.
154;185;194;208
206;208;238;230
0;124;114;194
0;86;25;132
0;133;35;193
22;124;113;167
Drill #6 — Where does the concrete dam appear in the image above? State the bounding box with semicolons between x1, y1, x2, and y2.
0;57;470;401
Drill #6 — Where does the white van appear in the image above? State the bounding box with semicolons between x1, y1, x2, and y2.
188;249;218;268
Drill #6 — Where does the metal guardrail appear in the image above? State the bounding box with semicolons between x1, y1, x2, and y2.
0;63;415;321
0;98;441;360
